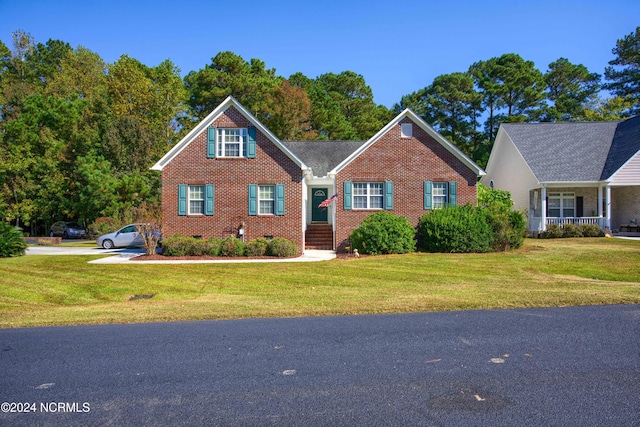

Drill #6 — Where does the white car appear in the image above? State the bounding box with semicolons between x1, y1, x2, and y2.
96;224;145;249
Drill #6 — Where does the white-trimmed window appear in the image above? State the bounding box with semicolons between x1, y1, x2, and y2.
259;185;275;215
217;128;247;157
401;123;413;138
188;185;205;215
353;182;384;209
548;192;575;217
432;182;448;209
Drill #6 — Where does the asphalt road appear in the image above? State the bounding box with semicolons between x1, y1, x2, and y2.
1;305;639;426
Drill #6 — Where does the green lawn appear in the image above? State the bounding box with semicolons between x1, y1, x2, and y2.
2;238;639;328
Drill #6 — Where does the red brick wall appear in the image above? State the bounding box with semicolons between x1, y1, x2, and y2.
335;118;479;251
161;106;304;253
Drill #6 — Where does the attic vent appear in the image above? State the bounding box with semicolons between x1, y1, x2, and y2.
401;123;413;138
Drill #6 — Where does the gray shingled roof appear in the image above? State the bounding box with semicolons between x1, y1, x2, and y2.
502;122;620;182
281;140;367;177
601;115;640;180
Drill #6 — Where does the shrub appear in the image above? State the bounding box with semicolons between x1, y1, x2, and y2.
204;238;222;256
245;238;270;256
541;224;564;239
562;223;582;238
267;237;298;257
220;236;245;257
349;211;416;255
579;224;605;237
0;223;27;257
420;205;493;253
161;234;193;256
488;210;527;251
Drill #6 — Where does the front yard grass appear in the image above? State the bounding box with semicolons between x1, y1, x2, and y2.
1;238;639;328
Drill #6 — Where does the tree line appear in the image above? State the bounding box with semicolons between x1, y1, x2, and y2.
1;27;638;235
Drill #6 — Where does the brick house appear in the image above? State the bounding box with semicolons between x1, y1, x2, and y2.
152;96;485;253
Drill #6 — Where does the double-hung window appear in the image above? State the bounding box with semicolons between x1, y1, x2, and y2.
259;185;275;215
353;182;384;209
548;192;575;217
432;182;448;209
217;128;247;158
188;185;205;215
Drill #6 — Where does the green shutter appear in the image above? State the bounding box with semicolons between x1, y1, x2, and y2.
384;181;394;210
207;126;217;158
247;126;256;158
248;184;257;216
205;184;215;216
275;184;285;215
343;181;352;210
448;181;457;206
424;181;432;210
178;184;187;215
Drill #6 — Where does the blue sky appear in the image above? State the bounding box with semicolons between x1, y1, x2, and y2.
0;0;638;108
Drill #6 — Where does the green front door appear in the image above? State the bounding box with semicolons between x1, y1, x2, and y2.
312;188;328;222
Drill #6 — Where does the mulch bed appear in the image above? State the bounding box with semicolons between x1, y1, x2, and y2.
131;253;362;261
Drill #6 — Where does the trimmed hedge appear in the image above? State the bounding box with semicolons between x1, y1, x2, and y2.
420;205;494;253
350;211;416;255
161;234;298;257
541;223;605;238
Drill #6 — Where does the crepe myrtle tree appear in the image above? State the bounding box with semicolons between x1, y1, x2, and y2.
132;203;162;255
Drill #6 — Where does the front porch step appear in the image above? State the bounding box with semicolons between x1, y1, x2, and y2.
305;224;333;250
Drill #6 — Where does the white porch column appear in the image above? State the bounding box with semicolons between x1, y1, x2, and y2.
605;185;612;230
541;186;547;232
597;185;603;218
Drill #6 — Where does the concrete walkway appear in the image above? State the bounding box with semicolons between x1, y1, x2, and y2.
89;249;337;264
26;245;336;264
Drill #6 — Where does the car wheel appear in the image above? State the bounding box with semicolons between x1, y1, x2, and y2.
102;239;114;249
63;231;69;239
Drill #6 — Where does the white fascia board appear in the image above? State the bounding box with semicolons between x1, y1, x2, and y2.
151;96;308;171
540;181;606;188
329;109;485;177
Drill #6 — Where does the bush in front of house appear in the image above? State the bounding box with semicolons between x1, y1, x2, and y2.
350;211;417;255
579;224;605;237
161;235;298;257
162;234;221;256
540;223;605;238
245;238;270;256
220;236;245;257
420;205;494;253
267;237;298;257
0;222;27;257
478;184;526;251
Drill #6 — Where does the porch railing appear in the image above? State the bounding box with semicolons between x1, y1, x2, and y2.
530;217;606;231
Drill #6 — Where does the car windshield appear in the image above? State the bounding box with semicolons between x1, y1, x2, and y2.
67;222;82;228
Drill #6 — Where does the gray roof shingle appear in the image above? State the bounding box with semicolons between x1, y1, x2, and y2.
601;115;640;180
502;122;620;182
281;140;367;177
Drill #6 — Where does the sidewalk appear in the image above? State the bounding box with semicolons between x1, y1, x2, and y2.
88;249;337;264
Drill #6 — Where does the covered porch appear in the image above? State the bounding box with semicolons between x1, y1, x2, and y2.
528;184;611;234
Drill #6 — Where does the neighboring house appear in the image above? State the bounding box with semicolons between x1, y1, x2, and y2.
152;96;485;253
481;116;640;234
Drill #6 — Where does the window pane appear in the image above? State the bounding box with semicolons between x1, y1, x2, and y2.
225;143;240;157
432;183;447;209
189;185;204;214
354;196;367;209
353;183;367;196
369;183;383;195
259;185;274;214
260;200;274;214
370;196;383;209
